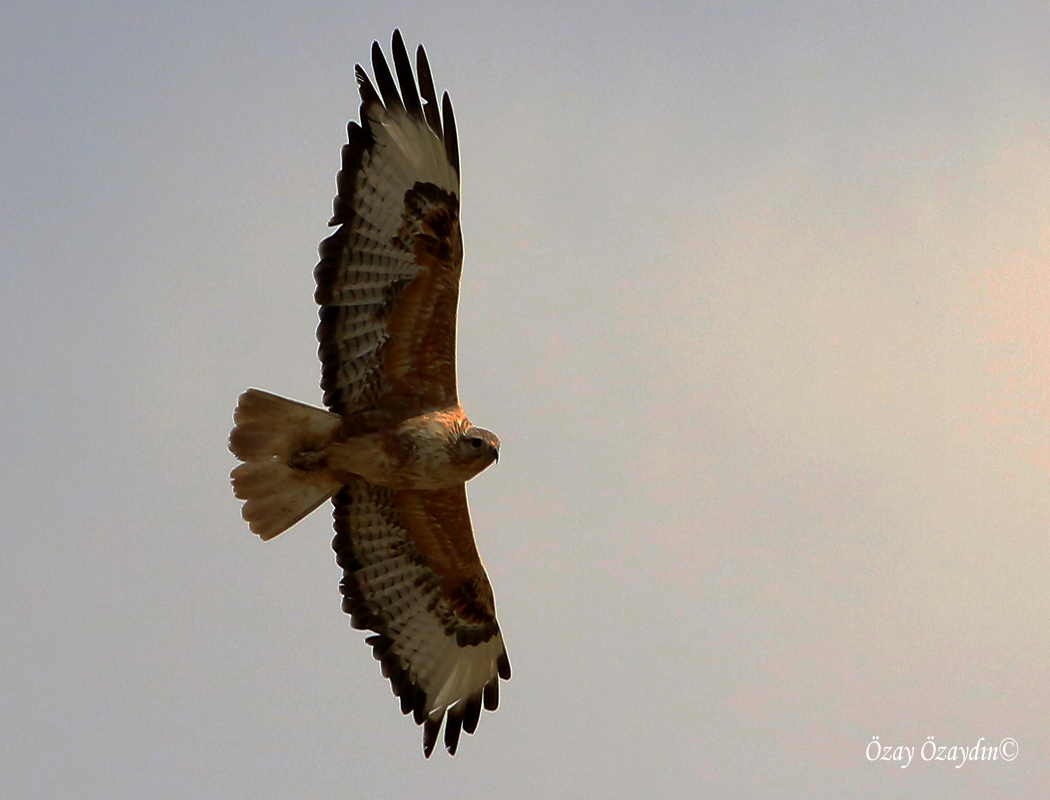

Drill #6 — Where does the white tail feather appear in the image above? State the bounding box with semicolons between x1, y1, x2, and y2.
229;389;344;540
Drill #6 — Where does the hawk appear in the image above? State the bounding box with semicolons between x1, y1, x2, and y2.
228;30;509;758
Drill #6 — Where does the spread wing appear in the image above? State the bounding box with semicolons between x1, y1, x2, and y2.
315;29;463;420
332;483;511;757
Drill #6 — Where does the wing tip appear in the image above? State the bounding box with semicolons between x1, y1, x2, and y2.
444;704;465;755
422;717;441;758
497;649;512;680
441;91;460;177
355;617;511;757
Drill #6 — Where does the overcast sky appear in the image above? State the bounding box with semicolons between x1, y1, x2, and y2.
2;2;1049;798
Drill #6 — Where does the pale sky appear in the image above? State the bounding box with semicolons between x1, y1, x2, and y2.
2;2;1049;798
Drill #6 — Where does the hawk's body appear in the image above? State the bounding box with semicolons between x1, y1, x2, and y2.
228;30;509;758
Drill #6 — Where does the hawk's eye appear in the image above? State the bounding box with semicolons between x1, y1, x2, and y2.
469;437;484;449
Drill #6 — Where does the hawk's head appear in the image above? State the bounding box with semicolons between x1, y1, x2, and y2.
455;426;500;477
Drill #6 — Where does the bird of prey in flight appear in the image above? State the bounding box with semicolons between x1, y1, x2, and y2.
229;29;509;758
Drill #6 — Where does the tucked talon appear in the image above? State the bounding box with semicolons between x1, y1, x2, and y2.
289;451;323;470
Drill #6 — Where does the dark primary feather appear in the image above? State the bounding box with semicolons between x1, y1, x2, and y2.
354;63;382;109
442;92;460;177
370;39;405;114
392;30;424;123
416;44;443;138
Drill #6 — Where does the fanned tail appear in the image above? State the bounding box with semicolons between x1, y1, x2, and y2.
229;388;344;540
